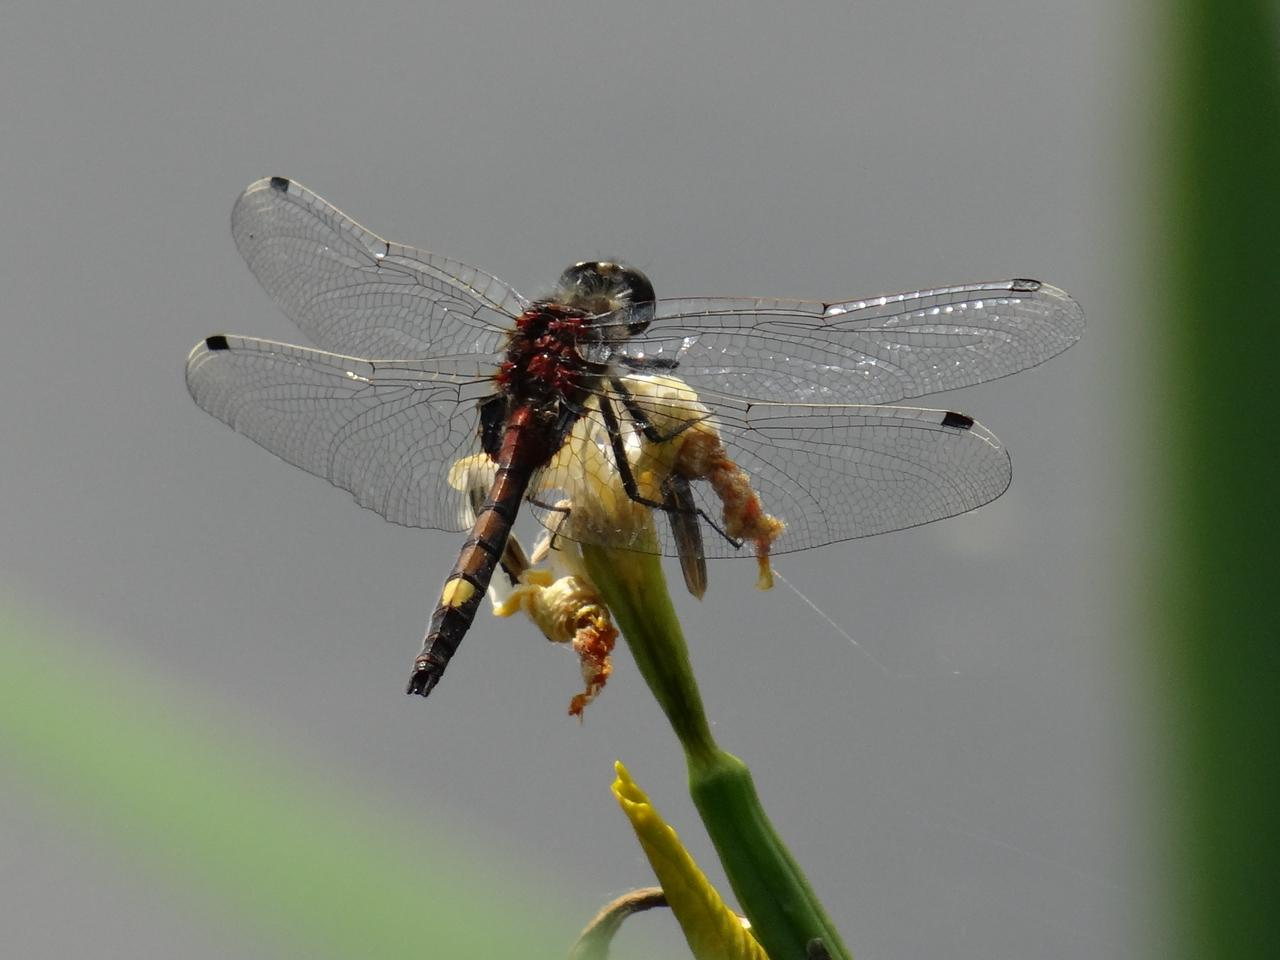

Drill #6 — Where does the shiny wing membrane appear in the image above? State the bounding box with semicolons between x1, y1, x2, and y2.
701;403;1011;556
187;332;1014;556
208;177;1079;558
231;177;524;359
615;280;1083;407
186;335;492;531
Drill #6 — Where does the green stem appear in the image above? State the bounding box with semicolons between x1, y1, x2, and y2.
689;752;851;960
582;543;852;960
581;541;716;763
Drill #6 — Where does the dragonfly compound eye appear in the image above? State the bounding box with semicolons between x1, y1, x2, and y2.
557;261;655;334
615;265;655;334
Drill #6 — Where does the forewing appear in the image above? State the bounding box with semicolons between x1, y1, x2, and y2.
618;280;1083;406
231;177;525;359
186;334;493;531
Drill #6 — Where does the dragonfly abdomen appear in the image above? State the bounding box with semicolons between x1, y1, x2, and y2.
406;404;567;697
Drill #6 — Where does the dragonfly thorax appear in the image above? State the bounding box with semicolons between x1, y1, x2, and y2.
495;261;657;410
497;302;596;407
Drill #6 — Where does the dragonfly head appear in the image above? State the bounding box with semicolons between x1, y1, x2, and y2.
556;261;656;335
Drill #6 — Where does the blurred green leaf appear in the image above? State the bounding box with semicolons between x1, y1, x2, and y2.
1161;3;1280;958
0;601;568;958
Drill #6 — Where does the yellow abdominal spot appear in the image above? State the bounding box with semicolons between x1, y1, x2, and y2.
440;577;477;609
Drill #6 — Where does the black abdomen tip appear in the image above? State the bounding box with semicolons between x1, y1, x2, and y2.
269;176;290;192
406;656;444;698
1010;278;1042;292
941;410;974;430
205;334;230;351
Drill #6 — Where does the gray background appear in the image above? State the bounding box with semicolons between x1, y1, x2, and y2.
1;1;1155;957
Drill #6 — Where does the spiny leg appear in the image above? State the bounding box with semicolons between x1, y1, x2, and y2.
608;374;710;445
524;494;573;553
618;355;680;372
596;392;742;550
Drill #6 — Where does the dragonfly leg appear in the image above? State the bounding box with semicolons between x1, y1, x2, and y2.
597;394;743;550
608;374;709;445
617;354;680;371
524;496;573;553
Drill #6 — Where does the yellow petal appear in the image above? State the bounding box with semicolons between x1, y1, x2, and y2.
611;762;769;960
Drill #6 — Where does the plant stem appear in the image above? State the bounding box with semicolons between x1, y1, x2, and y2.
582;543;852;960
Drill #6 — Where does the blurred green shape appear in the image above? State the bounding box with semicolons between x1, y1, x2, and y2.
1163;3;1280;959
0;603;566;958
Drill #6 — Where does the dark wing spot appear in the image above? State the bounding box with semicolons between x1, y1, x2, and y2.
269;176;290;193
1010;278;1041;292
941;410;974;430
205;335;230;351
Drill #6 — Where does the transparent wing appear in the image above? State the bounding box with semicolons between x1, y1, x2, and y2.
527;389;1012;559
186;334;494;531
231;177;526;359
612;279;1083;406
704;403;1011;555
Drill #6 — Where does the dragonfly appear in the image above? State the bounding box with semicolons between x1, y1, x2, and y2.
186;176;1084;699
